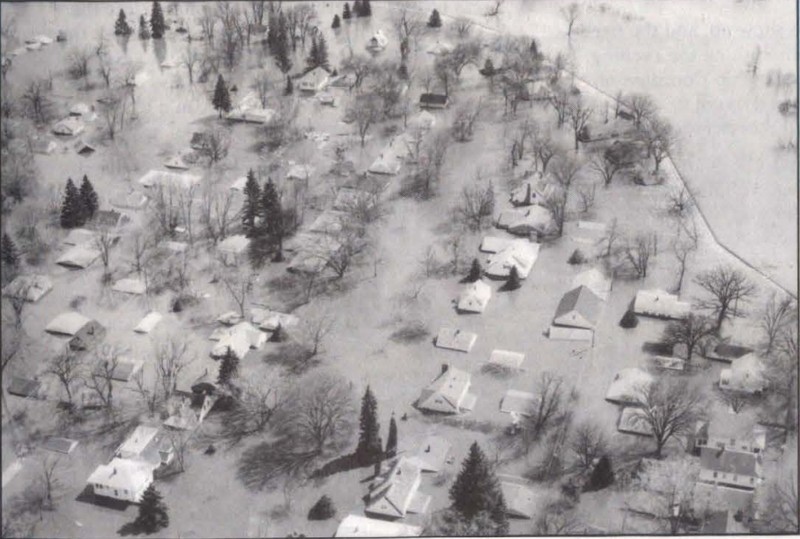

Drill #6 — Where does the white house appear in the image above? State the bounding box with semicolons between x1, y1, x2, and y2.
485;240;540;279
633;289;691;319
435;328;477;353
571;268;612;301
298;67;330;93
504;206;554;236
501;481;539;519
552;286;603;330
366;30;388;51
457;280;492;313
605;368;654;404
52;116;85;136
87;458;153;503
417;366;476;414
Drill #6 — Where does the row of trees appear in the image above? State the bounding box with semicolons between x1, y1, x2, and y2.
60;176;99;229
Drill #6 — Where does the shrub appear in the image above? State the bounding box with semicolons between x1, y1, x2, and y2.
619;310;638;328
307;495;336;520
567;249;586;265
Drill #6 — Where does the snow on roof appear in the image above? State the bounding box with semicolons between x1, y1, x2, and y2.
417;367;473;414
211;321;266;350
500;389;537;416
633;289;691;319
366;457;425;518
52;116;84;136
45;311;92;336
112;278;146;295
485;240;540;279
367;30;388;49
87;458;152;497
435;328;478;353
56;244;101;269
605;368;654;404
134;312;163;334
226;108;276;124
427;41;453;56
2;274;53;302
110;191;149;210
335;515;422;537
286;164;315;181
210;330;251;360
216;311;243;326
217;234;250;255
500;481;538;519
309;210;350;235
138;169;201;190
505;205;554;236
572;268;612;301
457;279;492;313
409;110;436;131
251;308;299;331
618;406;654;436
548;325;594;342
553;286;603;329
489;349;525;369
230;176;248;191
63;228;97;246
69;102;91;116
479;236;513;254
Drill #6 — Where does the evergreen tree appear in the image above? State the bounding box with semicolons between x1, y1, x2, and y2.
273;13;292;74
114;9;133;36
385;414;398;458
259;179;284;257
504;266;521;291
217;347;240;386
306;35;330;70
342;2;352;20
398;62;409;80
530;38;540;58
584;455;614;492
284;75;294;95
212;74;232;118
352;0;363;17
242;170;261;237
620;310;639;328
308;495;336;520
150;1;166;39
60;178;85;229
428;9;442;28
1;233;19;267
355;386;382;465
331;14;341;29
135;484;169;533
360;0;372;17
267;10;279;51
79;175;99;221
449;442;508;530
480;58;495;77
465;258;482;283
139;14;151;39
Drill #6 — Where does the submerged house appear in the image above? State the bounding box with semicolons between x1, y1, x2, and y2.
52;116;85;136
605;368;654;404
365;457;431;519
419;93;449;109
485;240;540;279
633;289;691;319
335;515;422;537
366;29;389;51
552;286;603;330
298;66;331;93
416;365;476;414
457;280;492;313
719;353;768;395
2;274;53;302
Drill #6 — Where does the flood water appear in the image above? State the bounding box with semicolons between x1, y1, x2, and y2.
3;0;797;292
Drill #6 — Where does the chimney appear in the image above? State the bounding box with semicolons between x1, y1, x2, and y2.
425;445;431;453
441;364;449;375
112;467;117;476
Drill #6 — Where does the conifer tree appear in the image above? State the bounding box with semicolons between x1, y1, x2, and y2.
212;74;232;118
273;13;292;74
150;1;166;39
135;484;169;533
342;2;352;20
385;413;398;458
360;0;372;17
428;9;442;28
480;58;495;77
139;14;151;39
584;455;614;492
242;170;261;237
79;175;99;221
355;386;382;465
306;35;330;70
60;178;85;229
398;62;409;80
331;14;341;29
353;0;363;17
504;266;521;290
466;258;482;283
530;38;540;58
115;9;133;36
284;75;294;95
259;179;284;258
217;347;240;386
449;442;508;530
1;233;19;268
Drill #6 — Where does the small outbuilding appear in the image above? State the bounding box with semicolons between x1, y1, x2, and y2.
74;139;96;155
419;93;449;109
7;376;42;398
457;279;492;313
435;328;477;353
52;116;85;136
617;406;654;436
500;481;539;519
605;368;654;404
488;349;525;370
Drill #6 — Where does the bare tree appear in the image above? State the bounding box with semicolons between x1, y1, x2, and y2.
93;228;116;280
96;53;113;88
760;294;796;356
549;86;571;129
154;336;194;397
747;46;762;77
561;3;580;37
666;186;694;217
151;184;181;239
671;237;695;294
166;428;193;473
131;233;154;275
446;39;482;79
198;5;217;42
625;93;657;130
534;130;561;174
524;371;565;446
21;79;52;125
452;16;474;38
551;153;584;193
85;345;122;409
181;45;201;84
39;457;61;511
176;184;198;245
217;1;242;70
642;116;675;172
372;64;405;118
252;71;270;107
576;183;596;215
622;232;657;279
132;366;162;417
455;175;495;231
98;89;129;140
250;0;266;27
389;7;425;61
632;378;705;458
568;99;592;151
590;154;624;187
300;309;335;358
46;351;84;412
485;0;505;17
341;54;375;92
346;93;383;147
200;184;237;244
569;421;607;472
307;225;366;279
412;129;451;198
661;314;715;361
67;47;93;88
199;125;231;165
451;98;483;142
633;458;702;533
755;473;798;533
694;266;758;331
220;268;254;318
224;372;286;442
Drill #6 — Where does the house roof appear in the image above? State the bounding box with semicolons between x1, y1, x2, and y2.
707;343;754;362
368;153;401;175
2;274;53;302
42;437;79;454
286;164;315;180
419;93;448;105
501;481;538;519
210;330;251;360
605;368;654;404
86;458;152;495
63;228;97;246
457;279;492;313
112;278;146;295
333;188;372;212
633;289;691;319
366;457;423;518
418;367;472;413
45;311;92;336
500;389;537;416
479;236;513;254
489;349;525;369
138;170;201;190
335;515;422;538
501;206;553;236
571;268;612;300
230;176;248;191
309;210;350;235
134;312;163;334
164;154;190;170
720;353;767;393
553;286;603;328
7;376;41;398
699;444;760;477
110;191;149;210
251;308;299;331
548;325;594;342
367;30;388;48
407;435;451;473
435;328;477;353
485;240;540;278
693;481;755;514
117;425;159;458
226;107;276;124
52;116;84;135
618;406;653;436
74;139;95;154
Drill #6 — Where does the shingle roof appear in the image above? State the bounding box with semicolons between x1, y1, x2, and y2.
553;286;602;326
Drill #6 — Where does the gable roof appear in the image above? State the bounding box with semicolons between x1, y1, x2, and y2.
7;376;41;398
500;389;537;416
501;481;538;519
435;328;477;353
138;170;201;190
45;311;92;336
485;240;540;278
457;280;492;313
2;274;53;302
605;368;654;404
366;457;423;518
56;244;102;269
117;425;159;459
134;312;163;334
553;286;603;329
571;268;612;301
489;349;525;369
63;228;97;246
335;515;422;537
94;209;128;228
52;116;85;135
112;278;146;295
417;367;472;413
707;342;754;362
368;153;401;175
407;436;451;473
699;444;760;477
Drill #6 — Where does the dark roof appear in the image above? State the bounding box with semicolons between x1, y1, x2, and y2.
712;343;753;360
7;376;41;398
419;93;448;105
553;286;602;325
699;446;759;476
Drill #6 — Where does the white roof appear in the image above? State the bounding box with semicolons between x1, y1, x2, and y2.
367;30;389;49
634;289;691;319
217;311;243;326
435;328;478;353
212;321;266;350
218;234;250;255
457;279;492;313
45;311;92;336
618;406;654;435
418;367;473;414
286;164;315;181
230;176;248;191
500;389;537;416
368;153;401;175
2;274;53;302
479;236;513;254
134;312;163;334
406;435;451;473
164;155;190;170
548;325;594;342
501;481;538;519
409;110;436;131
251;308;299;331
87;458;152;496
117;425;159;458
69;102;91;116
138;170;201;190
226;108;276;124
606;368;654;404
572;268;612;301
52;116;85;135
210;330;251;360
112;278;146;295
56;244;101;269
503;206;554;236
485;241;540;279
336;515;421;537
63;228;97;246
720;353;768;393
489;349;525;369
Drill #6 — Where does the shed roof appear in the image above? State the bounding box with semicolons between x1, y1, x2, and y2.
63;228;97;246
45;311;92;336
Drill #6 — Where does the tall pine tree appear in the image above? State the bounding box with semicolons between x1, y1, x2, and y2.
242;170;261;237
1;233;19;267
331;14;341;29
273;13;292;75
212;74;232;118
355;386;382;465
79;175;99;222
353;0;363;17
139;14;151;39
150;1;166;39
306;35;330;71
385;413;398;458
428;9;442;28
135;484;169;533
217;347;240;386
361;0;372;17
259;179;284;259
342;2;352;20
60;178;85;229
449;442;508;531
114;9;133;36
